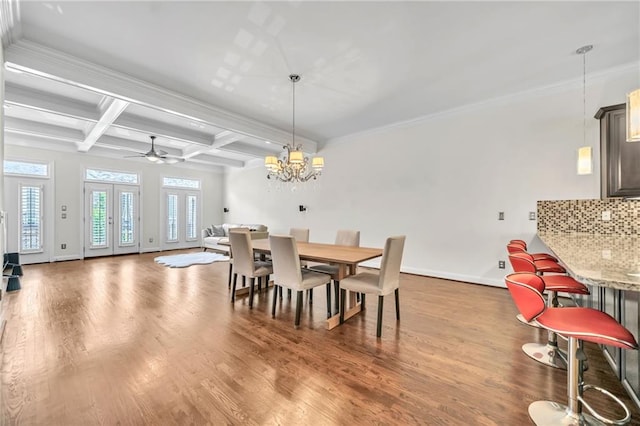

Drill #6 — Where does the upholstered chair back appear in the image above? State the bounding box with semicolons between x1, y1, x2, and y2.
270;235;303;289
335;230;360;247
229;228;254;276
377;235;406;294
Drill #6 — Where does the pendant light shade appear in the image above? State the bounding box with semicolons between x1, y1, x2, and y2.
627;89;640;142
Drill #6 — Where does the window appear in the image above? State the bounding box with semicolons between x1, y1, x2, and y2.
167;194;178;242
5;160;48;177
86;168;138;184
186;195;197;240
162;177;200;189
20;185;43;252
91;191;108;248
120;191;135;245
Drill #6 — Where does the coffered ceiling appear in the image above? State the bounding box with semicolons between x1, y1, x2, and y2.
0;1;638;172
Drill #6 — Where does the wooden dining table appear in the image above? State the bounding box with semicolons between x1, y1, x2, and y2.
239;238;383;330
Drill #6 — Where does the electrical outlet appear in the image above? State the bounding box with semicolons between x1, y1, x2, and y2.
149;237;154;243
529;211;536;220
61;243;66;249
498;212;504;220
498;260;506;269
602;211;611;221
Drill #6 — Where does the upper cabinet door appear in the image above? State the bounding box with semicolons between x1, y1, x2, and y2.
598;103;640;198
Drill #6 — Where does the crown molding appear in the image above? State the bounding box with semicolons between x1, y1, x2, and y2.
0;0;20;48
4;39;319;154
329;62;640;145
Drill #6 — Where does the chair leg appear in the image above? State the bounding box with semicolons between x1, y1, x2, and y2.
325;283;332;318
6;275;20;292
249;278;255;309
272;285;278;317
231;274;238;302
334;281;340;311
257;276;262;292
361;293;366;310
228;263;233;289
309;288;313;304
288;289;291;299
395;288;400;320
295;291;303;327
279;286;283;300
340;289;346;324
377;295;384;338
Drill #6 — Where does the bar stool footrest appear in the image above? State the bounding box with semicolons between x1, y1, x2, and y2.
579;384;632;425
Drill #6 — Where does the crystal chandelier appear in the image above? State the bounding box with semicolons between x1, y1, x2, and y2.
264;74;324;182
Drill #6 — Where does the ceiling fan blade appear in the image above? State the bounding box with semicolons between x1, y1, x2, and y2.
156;149;168;156
124;153;145;158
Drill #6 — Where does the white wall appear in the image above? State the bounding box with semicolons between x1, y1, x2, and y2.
4;145;224;260
224;65;639;287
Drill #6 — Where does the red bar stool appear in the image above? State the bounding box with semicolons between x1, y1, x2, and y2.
508;252;590;370
505;272;637;425
509;239;558;262
507;243;566;273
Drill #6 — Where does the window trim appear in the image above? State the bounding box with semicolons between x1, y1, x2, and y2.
162;176;201;189
85;167;140;185
4;159;50;178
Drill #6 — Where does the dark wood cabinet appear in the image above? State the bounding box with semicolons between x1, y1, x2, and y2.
597;103;640;198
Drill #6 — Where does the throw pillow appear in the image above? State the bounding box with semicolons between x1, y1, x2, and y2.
205;227;214;237
212;225;225;237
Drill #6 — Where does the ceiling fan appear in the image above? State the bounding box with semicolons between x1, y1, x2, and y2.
126;135;182;164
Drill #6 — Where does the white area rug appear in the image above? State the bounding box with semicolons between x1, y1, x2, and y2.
154;252;229;268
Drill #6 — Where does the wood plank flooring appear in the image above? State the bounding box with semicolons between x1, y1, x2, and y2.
1;250;639;425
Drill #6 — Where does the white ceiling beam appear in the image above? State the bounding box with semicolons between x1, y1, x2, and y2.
220;142;276;159
114;113;215;146
93;134;182;156
189;154;244;168
4;116;85;142
5;82;100;121
4;40;319;153
210;131;238;149
77;96;129;152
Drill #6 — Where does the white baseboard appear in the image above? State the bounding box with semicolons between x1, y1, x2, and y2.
401;266;505;288
52;254;82;262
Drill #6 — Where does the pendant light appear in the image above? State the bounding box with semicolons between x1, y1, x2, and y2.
576;45;593;175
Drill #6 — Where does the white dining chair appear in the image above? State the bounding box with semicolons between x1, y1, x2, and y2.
282;228;310;300
308;230;360;317
229;229;273;309
339;235;406;337
269;235;331;327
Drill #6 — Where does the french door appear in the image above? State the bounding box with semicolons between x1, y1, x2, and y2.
161;189;200;250
84;183;140;258
4;176;53;264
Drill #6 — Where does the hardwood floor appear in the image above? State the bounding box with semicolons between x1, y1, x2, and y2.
1;250;639;425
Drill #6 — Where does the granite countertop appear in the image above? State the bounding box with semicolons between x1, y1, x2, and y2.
537;232;640;291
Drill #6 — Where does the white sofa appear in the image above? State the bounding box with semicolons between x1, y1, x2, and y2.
201;223;268;253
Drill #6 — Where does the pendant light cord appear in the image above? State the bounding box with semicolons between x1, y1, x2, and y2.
582;49;586;147
292;77;296;146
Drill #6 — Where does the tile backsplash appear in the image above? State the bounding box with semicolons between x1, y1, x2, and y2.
537;198;640;235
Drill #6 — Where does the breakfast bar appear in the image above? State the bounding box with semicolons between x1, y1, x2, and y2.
536;198;640;410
